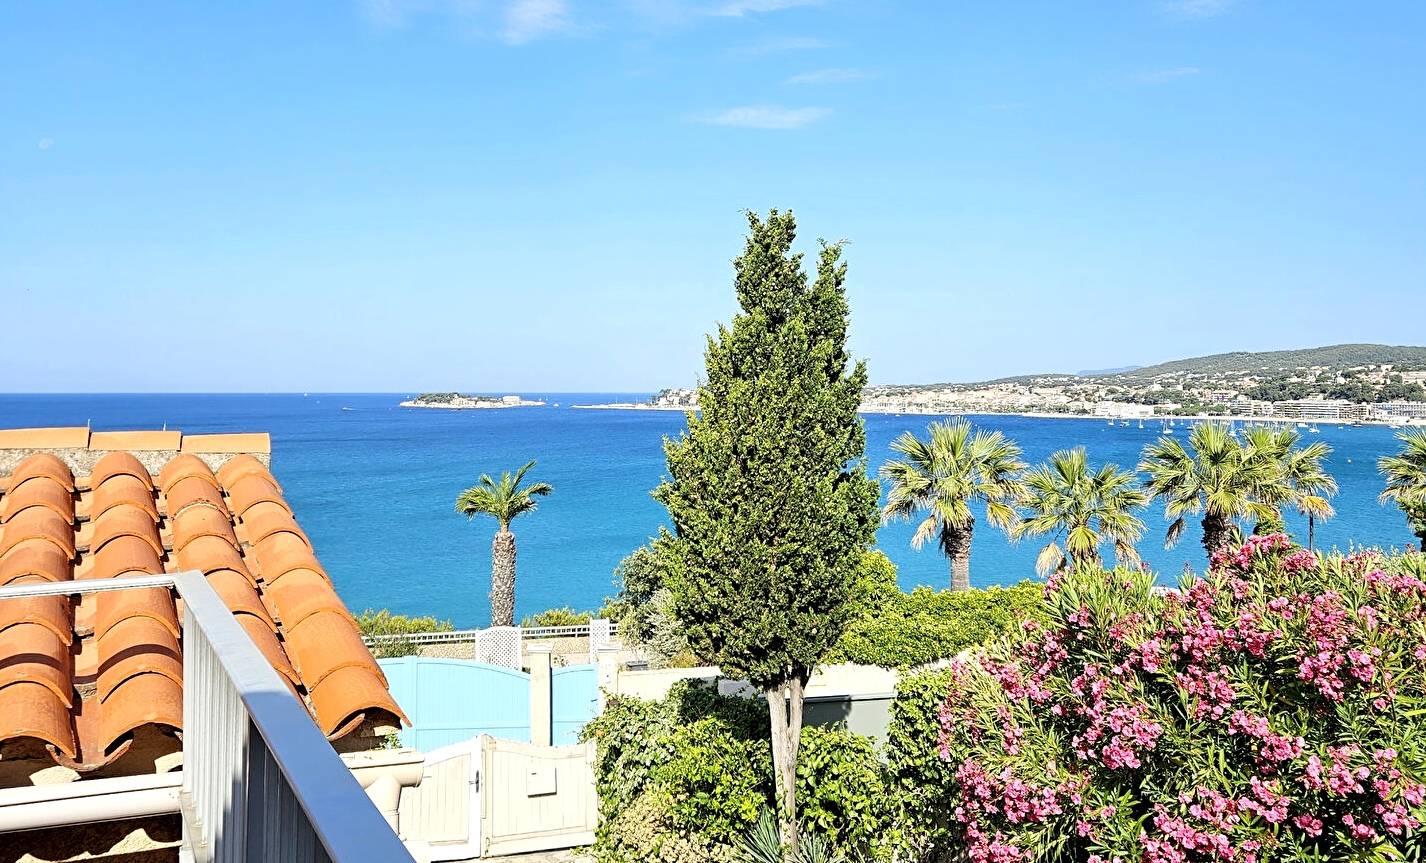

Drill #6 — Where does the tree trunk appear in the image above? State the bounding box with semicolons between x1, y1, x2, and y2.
1308;514;1316;551
1201;513;1233;561
944;519;973;591
490;527;517;627
766;674;806;861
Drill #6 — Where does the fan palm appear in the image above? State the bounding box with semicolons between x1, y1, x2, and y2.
1138;422;1279;561
455;460;553;627
880;419;1026;591
1013;447;1149;576
1241;426;1337;549
1379;428;1426;552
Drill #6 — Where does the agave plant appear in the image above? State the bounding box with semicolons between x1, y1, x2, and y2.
737;809;852;863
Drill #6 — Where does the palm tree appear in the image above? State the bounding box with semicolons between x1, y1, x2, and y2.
1013;447;1149;576
455;460;553;627
1139;422;1278;561
880;419;1026;591
1379;429;1426;552
1241;426;1337;549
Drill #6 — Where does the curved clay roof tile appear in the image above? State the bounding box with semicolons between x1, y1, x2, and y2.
262;570;347;630
284;611;383;692
0;478;74;524
236;614;301;687
0;681;76;759
253;533;327;584
308;667;408;739
90;452;153;490
164;476;229;519
89;505;162;558
95;587;180;642
216;455;278;491
90;474;159;522
206;569;272;623
90;535;163;581
0;588;73;645
170;506;238;553
96;617;182;701
226;474;289;518
0;509;75;559
0;542;71;585
5;454;75;494
0;622;72;707
240;508;309;550
157;454;219;496
173;535;252;583
99;673;182;755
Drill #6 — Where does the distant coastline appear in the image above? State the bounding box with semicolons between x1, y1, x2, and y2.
400;392;545;409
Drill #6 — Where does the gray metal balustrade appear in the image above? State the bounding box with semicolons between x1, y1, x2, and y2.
0;571;414;863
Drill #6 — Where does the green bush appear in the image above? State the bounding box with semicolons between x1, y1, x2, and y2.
830;581;1044;668
355;609;453;658
883;668;961;861
521;607;592;627
656;717;772;842
796;725;894;859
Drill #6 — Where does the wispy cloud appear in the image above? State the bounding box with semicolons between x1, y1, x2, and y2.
693;105;831;129
1161;0;1234;19
37;137;54;151
785;67;868;85
712;0;824;17
1136;66;1202;84
501;0;573;44
734;35;829;55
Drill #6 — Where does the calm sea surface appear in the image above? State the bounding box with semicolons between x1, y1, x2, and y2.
0;394;1416;626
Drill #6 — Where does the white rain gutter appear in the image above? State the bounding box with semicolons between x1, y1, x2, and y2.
0;750;426;834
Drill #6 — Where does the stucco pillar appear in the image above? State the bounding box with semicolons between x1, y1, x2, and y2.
527;642;553;747
595;645;621;713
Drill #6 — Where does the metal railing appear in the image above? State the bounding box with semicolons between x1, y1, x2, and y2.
0;571;413;863
362;620;620;645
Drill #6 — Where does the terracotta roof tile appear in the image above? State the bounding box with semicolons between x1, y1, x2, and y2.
308;667;408;739
164;475;228;518
0;432;405;783
96;616;182;701
0;681;76;759
226;474;289;517
253;533;327;583
262;569;346;630
0;544;71;585
89;431;182;452
216;454;278;489
5;453;76;493
0;478;75;523
0;428;89;452
95;587;180;642
89;505;162;558
173;535;253;583
89;452;153;490
90;535;163;581
0;509;76;559
171;505;239;552
90;474;159;522
99;673;182;755
186;434;271;456
0;622;72;707
157;454;219;496
284;611;384;692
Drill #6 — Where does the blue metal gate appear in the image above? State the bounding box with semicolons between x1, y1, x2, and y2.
380;657;532;749
551;664;598;745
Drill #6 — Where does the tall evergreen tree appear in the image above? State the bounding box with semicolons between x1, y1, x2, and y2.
655;209;879;854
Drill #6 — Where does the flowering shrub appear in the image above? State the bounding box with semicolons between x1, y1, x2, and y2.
936;538;1426;862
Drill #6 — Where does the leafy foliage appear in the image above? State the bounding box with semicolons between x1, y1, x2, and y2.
1380;429;1426;551
520;607;592;627
355;608;452;658
935;539;1426;862
883;668;963;862
1013;447;1148;575
454;459;553;529
829;582;1045;668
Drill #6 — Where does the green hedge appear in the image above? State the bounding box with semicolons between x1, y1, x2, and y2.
830;581;1045;667
355;609;453;658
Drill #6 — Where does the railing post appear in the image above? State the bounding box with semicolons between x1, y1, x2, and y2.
527;643;553;747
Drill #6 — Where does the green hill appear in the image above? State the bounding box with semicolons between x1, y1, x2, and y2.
1105;344;1426;382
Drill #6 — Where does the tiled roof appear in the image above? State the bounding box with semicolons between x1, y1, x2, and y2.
0;428;406;782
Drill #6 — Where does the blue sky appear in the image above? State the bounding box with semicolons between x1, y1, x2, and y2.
3;1;1423;392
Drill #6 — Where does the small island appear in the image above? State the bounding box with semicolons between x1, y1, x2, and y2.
573;388;698;411
400;392;546;409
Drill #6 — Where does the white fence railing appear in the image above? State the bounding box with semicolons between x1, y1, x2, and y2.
364;620;621;667
0;572;413;863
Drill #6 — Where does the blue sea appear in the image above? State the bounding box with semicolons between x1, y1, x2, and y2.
0;394;1417;627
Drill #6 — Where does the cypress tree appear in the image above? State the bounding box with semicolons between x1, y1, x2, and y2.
655;209;880;851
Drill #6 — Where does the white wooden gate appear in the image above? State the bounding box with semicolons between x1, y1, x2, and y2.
398;735;596;859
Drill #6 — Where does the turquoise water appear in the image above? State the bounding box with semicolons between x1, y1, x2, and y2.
0;394;1416;626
